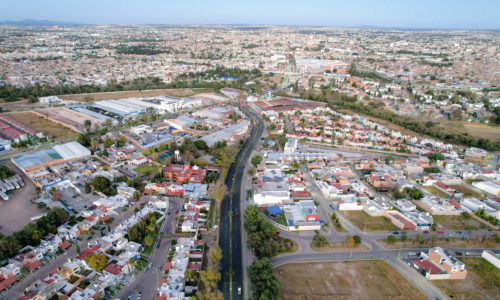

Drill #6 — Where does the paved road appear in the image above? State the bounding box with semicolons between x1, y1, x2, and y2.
253;160;500;300
271;247;499;300
116;198;181;300
218;106;264;300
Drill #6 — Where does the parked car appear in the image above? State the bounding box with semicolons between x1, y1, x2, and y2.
238;287;242;295
455;251;463;256
408;252;416;256
212;225;218;230
465;251;472;256
275;231;280;235
437;231;444;234
423;230;429;234
393;231;399;234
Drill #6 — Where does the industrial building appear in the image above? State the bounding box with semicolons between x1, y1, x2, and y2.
12;142;91;172
200;121;249;147
92;96;197;117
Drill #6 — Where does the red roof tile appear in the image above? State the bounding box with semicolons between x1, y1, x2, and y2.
0;275;18;291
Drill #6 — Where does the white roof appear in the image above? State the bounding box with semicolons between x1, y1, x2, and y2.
53;142;91;160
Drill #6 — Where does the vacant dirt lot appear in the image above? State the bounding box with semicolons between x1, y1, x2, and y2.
5;111;77;140
464;123;500;143
343;211;399;232
0;170;42;235
60;88;213;102
433;215;486;230
274;261;426;300
435;258;500;300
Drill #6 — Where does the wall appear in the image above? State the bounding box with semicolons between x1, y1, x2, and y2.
426;273;450;280
482;250;500;269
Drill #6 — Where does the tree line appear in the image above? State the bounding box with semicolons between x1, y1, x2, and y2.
0;207;70;260
244;205;281;300
0;66;262;103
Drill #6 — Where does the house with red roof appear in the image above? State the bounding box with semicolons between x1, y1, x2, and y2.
77;245;100;261
103;263;122;276
0;274;18;292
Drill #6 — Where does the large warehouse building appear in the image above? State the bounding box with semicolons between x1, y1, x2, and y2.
12;142;91;172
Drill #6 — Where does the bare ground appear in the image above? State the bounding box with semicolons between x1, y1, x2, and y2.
274;260;427;300
434;258;500;300
0;170;43;235
4;111;78;140
432;215;486;230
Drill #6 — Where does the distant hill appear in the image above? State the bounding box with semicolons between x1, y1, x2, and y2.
0;19;83;26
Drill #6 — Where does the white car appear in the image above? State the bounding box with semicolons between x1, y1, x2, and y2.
408;252;416;256
212;225;218;230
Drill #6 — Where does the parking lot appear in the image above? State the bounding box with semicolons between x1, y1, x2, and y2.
0;171;43;235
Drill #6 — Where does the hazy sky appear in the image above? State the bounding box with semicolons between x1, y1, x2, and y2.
2;0;500;29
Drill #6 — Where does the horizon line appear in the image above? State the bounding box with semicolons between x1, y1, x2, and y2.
1;19;499;31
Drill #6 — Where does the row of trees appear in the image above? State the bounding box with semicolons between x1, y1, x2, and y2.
244;205;281;300
91;176;117;196
0;67;262;102
127;212;159;247
0;165;14;179
0;207;70;260
392;187;423;200
197;246;223;300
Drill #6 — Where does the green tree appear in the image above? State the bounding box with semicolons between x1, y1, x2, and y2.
427;152;445;162
347;236;355;247
353;235;362;245
312;233;328;248
144;232;156;247
248;258;280;300
387;235;397;243
85;253;108;273
104;138;113;148
199;266;221;291
277;134;288;150
0;165;14;180
76;133;91;147
251;155;263;166
91;176;116;196
401;233;408;242
208;245;223;265
84;120;92;131
408;187;423;199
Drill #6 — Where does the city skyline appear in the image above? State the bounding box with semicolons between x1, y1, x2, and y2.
2;0;500;30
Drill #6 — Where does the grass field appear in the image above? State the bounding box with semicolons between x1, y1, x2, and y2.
448;185;483;198
134;164;160;176
434;258;500;300
311;241;369;252
60;88;214;102
380;236;500;249
343;210;399;232
273;260;426;300
464;123;500;143
5;111;77;140
433;215;487;230
423;186;450;198
338;107;500;144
